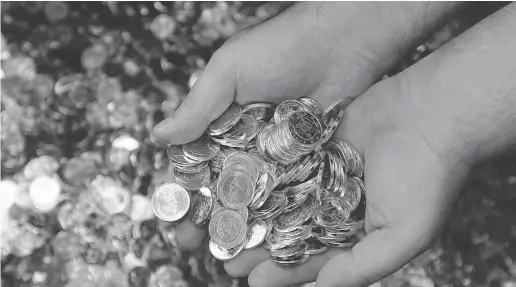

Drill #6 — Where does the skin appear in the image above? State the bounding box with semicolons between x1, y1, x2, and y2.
153;2;516;287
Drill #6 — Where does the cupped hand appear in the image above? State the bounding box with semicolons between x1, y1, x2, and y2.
152;2;516;287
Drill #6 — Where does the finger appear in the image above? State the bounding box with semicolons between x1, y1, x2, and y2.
223;247;270;277
174;219;207;250
247;249;343;287
152;50;237;145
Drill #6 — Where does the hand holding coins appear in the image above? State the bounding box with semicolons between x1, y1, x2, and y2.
152;97;366;266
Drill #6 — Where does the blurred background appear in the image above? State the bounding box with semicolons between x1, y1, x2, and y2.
1;2;515;287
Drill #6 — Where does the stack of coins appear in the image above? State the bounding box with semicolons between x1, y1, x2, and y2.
152;97;366;267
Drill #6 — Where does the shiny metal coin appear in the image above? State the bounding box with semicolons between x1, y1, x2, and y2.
167;145;202;166
174;161;208;173
222;119;247;141
244;221;267;249
313;197;351;228
209;239;245;261
344;177;362;211
172;165;211;190
321;98;353;126
287;111;322;146
182;135;220;162
241;114;259;141
272;253;310;266
200;186;213;197
209;103;242;135
152;183;191;222
210;134;247;149
305;237;329;255
273;196;318;233
249;173;273;209
209;209;247;249
270;241;308;258
298;97;323;118
189;191;213;226
223;151;259;179
350;149;364;178
274;100;308;125
242;102;276;122
217;171;255;209
211;200;224;217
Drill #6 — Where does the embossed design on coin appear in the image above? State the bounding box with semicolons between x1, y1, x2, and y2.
274;100;308;125
217;171;254;209
288;111;322;146
209;209;246;249
152;183;190;222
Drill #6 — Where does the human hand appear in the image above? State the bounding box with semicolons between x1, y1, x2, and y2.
151;1;457;251
152;2;516;287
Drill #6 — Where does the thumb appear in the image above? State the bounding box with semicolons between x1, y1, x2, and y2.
152;48;237;145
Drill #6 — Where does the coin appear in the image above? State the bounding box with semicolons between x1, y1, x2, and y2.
313;197;351;228
321;98;353;126
298;97;323;118
344;177;362;211
209;209;247;249
189;191;213;226
270;241;308;258
174;160;208;173
287;111;322;146
224;119;247;139
305;237;328;255
241;114;259;141
209;239;245;261
273;196;318;233
167;145;201;166
223;151;259;179
249;173;273;210
172;165;211;190
152;183;191;222
242;102;275;122
272;254;310;266
253;195;288;222
244;221;267;249
274;100;308;125
211;200;224;217
350;149;364;178
182;135;220;162
209;102;242;135
217;171;255;209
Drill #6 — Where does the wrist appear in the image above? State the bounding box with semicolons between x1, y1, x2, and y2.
289;2;463;76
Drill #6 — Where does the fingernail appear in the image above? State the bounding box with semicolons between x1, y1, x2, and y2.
153;119;172;134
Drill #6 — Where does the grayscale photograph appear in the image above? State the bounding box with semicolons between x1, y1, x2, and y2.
1;2;515;287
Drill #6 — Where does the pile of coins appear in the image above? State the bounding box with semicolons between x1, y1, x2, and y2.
152;98;366;266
